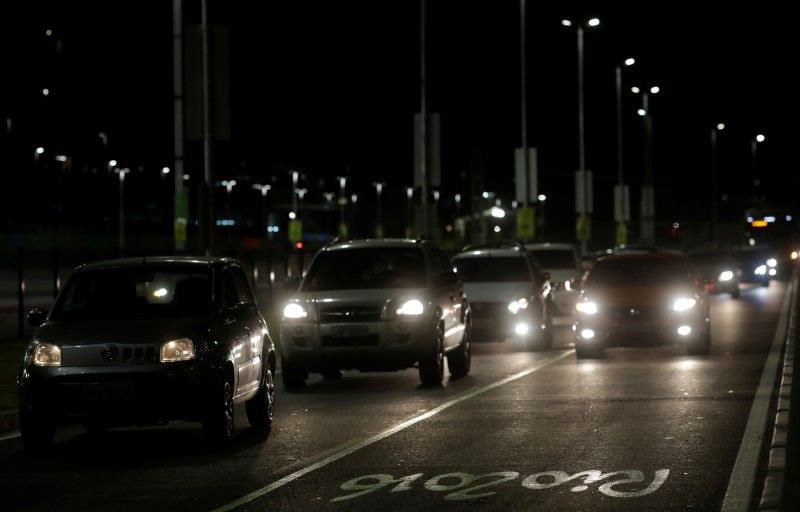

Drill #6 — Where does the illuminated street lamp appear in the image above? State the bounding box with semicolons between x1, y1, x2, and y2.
632;85;660;245
562;17;600;254
752;133;766;200
336;176;348;237
614;57;635;245
373;182;386;237
405;186;414;238
710;123;725;245
114;166;130;257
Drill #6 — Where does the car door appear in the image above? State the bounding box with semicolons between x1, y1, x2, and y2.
220;265;263;396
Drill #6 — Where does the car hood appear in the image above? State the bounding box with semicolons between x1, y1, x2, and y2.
461;282;534;302
290;288;433;311
581;284;699;308
32;317;215;346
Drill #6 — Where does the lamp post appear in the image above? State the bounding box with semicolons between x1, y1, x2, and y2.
752;133;765;203
632;85;660;245
614;57;635;246
114;165;130;257
562;17;600;255
336;176;348;237
373;182;385;237
405;186;414;238
710;123;725;245
253;183;271;239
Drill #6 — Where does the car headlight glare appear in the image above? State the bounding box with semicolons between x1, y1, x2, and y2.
575;301;598;315
283;303;307;319
27;340;61;367
755;264;767;275
508;298;529;314
673;298;697;312
718;270;733;282
397;299;424;315
767;258;777;268
160;338;196;362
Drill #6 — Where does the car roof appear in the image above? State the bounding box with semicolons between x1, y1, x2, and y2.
597;252;688;263
76;255;236;271
320;238;436;252
453;245;529;259
524;242;577;251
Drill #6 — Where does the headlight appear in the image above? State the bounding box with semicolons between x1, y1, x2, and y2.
755;264;767;275
26;340;61;367
718;270;733;282
160;338;196;362
767;258;777;268
575;301;598;315
508;298;529;314
397;299;424;315
673;298;696;312
283;303;307;319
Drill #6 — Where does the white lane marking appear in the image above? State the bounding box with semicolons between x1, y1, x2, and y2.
211;350;574;512
721;279;794;511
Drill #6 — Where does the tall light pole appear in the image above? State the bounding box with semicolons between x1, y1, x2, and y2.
373;182;385;237
114;165;130;257
337;176;348;237
615;57;635;246
405;186;414;238
562;17;600;255
710;123;725;245
632;85;660;245
752;133;765;204
253;183;271;239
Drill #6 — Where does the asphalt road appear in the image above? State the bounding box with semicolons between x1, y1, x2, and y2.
0;281;792;511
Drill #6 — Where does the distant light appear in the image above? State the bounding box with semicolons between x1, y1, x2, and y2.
672;222;680;229
538;194;547;202
631;86;641;94
677;326;692;336
650;86;660;94
183;174;190;181
35;147;45;155
42;89;50;97
295;242;303;249
494;226;501;233
161;167;170;175
491;207;505;218
587;18;600;27
746;216;754;223
55;155;67;162
756;134;765;143
561;19;573;26
637;109;646;116
751;220;768;227
153;288;168;298
786;215;793;222
45;29;53;37
716;123;725;131
289;212;297;220
764;216;776;223
624;58;635;66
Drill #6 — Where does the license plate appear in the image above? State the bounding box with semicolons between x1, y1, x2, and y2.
331;324;368;337
83;382;134;401
618;323;651;334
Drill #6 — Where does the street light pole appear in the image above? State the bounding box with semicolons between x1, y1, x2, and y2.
562;17;599;255
373;182;385;237
752;134;765;204
633;85;660;245
114;165;130;257
615;58;635;246
405;186;414;238
337;176;348;237
710;123;725;246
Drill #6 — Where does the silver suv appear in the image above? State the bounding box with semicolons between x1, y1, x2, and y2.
451;243;554;350
279;238;471;388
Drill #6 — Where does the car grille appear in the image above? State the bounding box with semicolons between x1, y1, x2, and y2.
122;346;158;361
320;306;383;323
604;306;662;320
321;335;380;347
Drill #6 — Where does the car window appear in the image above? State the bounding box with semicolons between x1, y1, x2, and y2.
586;258;692;287
222;266;255;307
529;249;577;269
454;256;531;283
301;248;427;291
51;267;213;320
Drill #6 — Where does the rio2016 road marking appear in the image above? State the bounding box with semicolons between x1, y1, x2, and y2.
332;469;670;502
212;351;574;512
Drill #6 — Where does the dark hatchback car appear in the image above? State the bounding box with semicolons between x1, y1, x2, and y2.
18;256;276;451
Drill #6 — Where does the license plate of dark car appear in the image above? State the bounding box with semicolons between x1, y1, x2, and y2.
331;325;368;337
618;323;651;334
82;382;134;401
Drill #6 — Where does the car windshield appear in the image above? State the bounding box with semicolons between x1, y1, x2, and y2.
586;258;691;287
454;256;530;283
50;267;213;320
528;249;575;269
301;248;427;291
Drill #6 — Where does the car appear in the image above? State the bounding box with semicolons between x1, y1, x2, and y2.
573;252;711;358
279;238;471;388
732;245;779;287
524;242;582;316
451;242;554;350
687;248;742;298
18;256;276;451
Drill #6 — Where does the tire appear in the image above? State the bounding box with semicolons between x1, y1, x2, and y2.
447;323;471;378
687;328;711;356
281;356;309;389
203;376;235;444
575;342;601;359
419;327;444;386
19;407;56;453
245;366;275;428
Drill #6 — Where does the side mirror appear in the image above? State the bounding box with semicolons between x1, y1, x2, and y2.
27;308;48;327
226;302;258;320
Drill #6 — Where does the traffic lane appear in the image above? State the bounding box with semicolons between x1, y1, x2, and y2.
0;339;575;511
225;286;783;511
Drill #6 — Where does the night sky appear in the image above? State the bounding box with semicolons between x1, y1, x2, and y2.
1;1;797;247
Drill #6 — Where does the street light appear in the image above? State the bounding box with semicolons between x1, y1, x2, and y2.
632;85;660;245
710;123;725;245
373;182;386;237
614;57;635;245
562;17;600;254
752;134;765;201
336;176;348;237
114;166;130;257
405;186;414;238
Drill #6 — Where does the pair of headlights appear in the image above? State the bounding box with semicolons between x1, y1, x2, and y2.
282;299;426;320
575;297;697;315
26;338;197;367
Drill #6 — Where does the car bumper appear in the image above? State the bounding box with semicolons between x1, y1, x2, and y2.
573;312;709;348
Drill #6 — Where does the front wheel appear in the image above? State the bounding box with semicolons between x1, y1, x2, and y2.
203;376;235;444
246;366;275;428
419;327;444;386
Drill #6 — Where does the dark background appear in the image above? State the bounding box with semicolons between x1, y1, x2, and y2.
1;1;797;253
